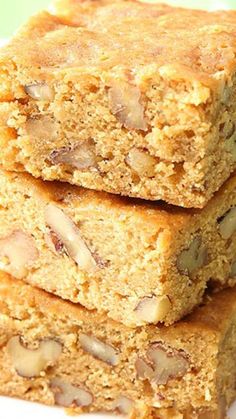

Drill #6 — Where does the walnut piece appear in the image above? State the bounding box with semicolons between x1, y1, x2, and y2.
135;343;189;385
51;377;93;407
24;83;54;101
220;121;235;140
45;204;97;272
26;117;57;140
0;230;39;279
50;139;97;170
135;296;171;324
114;396;134;414
225;133;236;161
177;237;208;276
126;148;157;177
108;81;147;130
45;230;65;255
79;333;120;366
231;260;236;277
218;207;236;239
6;336;62;378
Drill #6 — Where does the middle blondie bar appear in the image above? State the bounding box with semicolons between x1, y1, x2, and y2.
0;168;236;327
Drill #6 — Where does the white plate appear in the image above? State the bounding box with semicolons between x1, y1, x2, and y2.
0;396;235;418
0;396;122;419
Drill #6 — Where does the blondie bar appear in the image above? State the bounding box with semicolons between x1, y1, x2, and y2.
1;2;236;207
1;169;236;327
0;271;236;418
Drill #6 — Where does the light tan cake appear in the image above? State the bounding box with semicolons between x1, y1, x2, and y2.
0;271;236;418
1;1;236;207
1;169;236;327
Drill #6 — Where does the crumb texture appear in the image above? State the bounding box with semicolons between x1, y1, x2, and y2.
1;169;236;327
0;272;236;418
1;0;236;205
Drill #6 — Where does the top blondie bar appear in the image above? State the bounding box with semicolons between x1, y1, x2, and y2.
1;1;236;207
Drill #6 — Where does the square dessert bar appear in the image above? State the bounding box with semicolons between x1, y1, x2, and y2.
1;272;236;418
1;169;236;327
1;1;236;207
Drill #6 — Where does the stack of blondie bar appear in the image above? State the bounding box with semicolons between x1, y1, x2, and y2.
0;0;236;417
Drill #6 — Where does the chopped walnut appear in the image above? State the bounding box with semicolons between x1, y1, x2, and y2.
177;237;208;276
126;148;157;177
135;296;171;324
220;120;235;140
114;396;134;414
51;377;93;407
45;204;97;272
49;139;97;171
0;230;39;279
231;260;236;277
225;132;236;161
6;336;62;378
108;81;147;130
135;358;154;381
26;117;57;140
79;333;120;366
44;230;65;255
24;83;54;101
218;207;236;239
135;342;189;385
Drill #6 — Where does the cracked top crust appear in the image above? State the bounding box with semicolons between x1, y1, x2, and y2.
1;0;236;89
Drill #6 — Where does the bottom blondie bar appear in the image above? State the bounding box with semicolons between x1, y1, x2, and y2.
0;272;235;418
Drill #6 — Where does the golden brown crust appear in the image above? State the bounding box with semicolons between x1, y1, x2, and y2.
2;3;236;80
